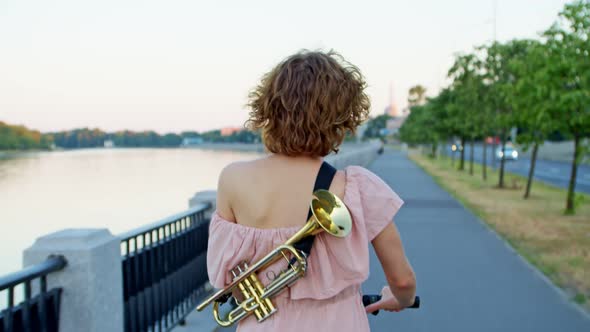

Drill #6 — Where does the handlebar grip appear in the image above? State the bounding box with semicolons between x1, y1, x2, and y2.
362;295;420;316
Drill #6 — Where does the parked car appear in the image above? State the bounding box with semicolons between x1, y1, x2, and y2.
496;146;519;161
451;143;463;152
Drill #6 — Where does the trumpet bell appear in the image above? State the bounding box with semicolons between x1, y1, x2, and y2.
311;189;352;238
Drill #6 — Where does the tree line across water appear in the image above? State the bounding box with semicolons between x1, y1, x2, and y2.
0;123;261;150
0;121;53;150
399;0;589;214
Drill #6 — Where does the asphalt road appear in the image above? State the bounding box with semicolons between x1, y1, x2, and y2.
444;144;590;194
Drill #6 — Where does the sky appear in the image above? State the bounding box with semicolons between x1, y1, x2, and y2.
0;0;571;134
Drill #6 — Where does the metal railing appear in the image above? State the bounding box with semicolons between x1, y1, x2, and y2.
0;255;67;332
119;203;211;332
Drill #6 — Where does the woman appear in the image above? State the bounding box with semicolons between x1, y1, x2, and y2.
207;50;416;331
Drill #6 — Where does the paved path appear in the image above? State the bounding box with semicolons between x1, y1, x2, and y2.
364;149;589;331
179;149;590;331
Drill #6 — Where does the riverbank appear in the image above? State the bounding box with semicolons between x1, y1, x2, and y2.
181;142;265;152
0;150;45;158
409;152;590;310
181;141;375;154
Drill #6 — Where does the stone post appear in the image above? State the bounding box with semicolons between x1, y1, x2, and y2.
23;229;124;332
189;190;217;218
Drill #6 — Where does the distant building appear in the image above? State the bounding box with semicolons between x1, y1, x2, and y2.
383;104;400;117
181;137;204;146
383;82;400;117
104;140;115;148
220;127;242;136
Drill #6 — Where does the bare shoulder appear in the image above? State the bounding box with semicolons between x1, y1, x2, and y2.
217;158;267;199
216;159;262;221
218;159;261;185
218;160;245;181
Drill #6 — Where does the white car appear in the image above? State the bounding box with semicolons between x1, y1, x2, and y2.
496;147;519;161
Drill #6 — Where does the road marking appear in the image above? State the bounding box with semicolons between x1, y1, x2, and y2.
535;170;590;186
534;171;567;181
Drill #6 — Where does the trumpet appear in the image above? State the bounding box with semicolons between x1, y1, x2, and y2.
196;189;352;327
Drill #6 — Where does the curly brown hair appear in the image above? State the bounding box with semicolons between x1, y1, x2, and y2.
246;50;370;157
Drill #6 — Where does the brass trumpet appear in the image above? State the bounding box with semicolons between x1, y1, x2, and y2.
196;189;352;327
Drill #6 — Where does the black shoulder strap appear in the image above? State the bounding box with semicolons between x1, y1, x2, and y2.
293;161;337;256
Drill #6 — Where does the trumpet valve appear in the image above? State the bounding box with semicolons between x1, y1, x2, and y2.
230;262;277;322
231;262;250;279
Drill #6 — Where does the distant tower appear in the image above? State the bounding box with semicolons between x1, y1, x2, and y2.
386;82;399;117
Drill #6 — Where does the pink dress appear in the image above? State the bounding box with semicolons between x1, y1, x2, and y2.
207;166;404;332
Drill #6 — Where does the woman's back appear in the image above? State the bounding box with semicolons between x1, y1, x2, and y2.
208;162;405;332
216;155;345;230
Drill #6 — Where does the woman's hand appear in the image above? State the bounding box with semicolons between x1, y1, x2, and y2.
365;286;403;314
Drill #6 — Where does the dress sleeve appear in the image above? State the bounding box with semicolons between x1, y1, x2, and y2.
207;212;253;288
351;166;404;241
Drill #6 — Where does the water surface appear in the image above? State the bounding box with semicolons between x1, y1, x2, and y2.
0;148;262;276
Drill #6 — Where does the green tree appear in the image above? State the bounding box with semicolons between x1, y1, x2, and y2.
542;0;590;213
181;131;201;138
481;40;532;187
510;39;555;199
448;53;486;173
0;121;51;150
399;104;437;156
408;85;427;107
428;89;455;159
363;114;392;139
200;130;223;142
399;91;456;158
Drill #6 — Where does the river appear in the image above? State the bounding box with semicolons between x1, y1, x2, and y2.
0;148;263;277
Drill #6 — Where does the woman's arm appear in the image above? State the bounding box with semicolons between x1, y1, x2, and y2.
370;222;416;310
